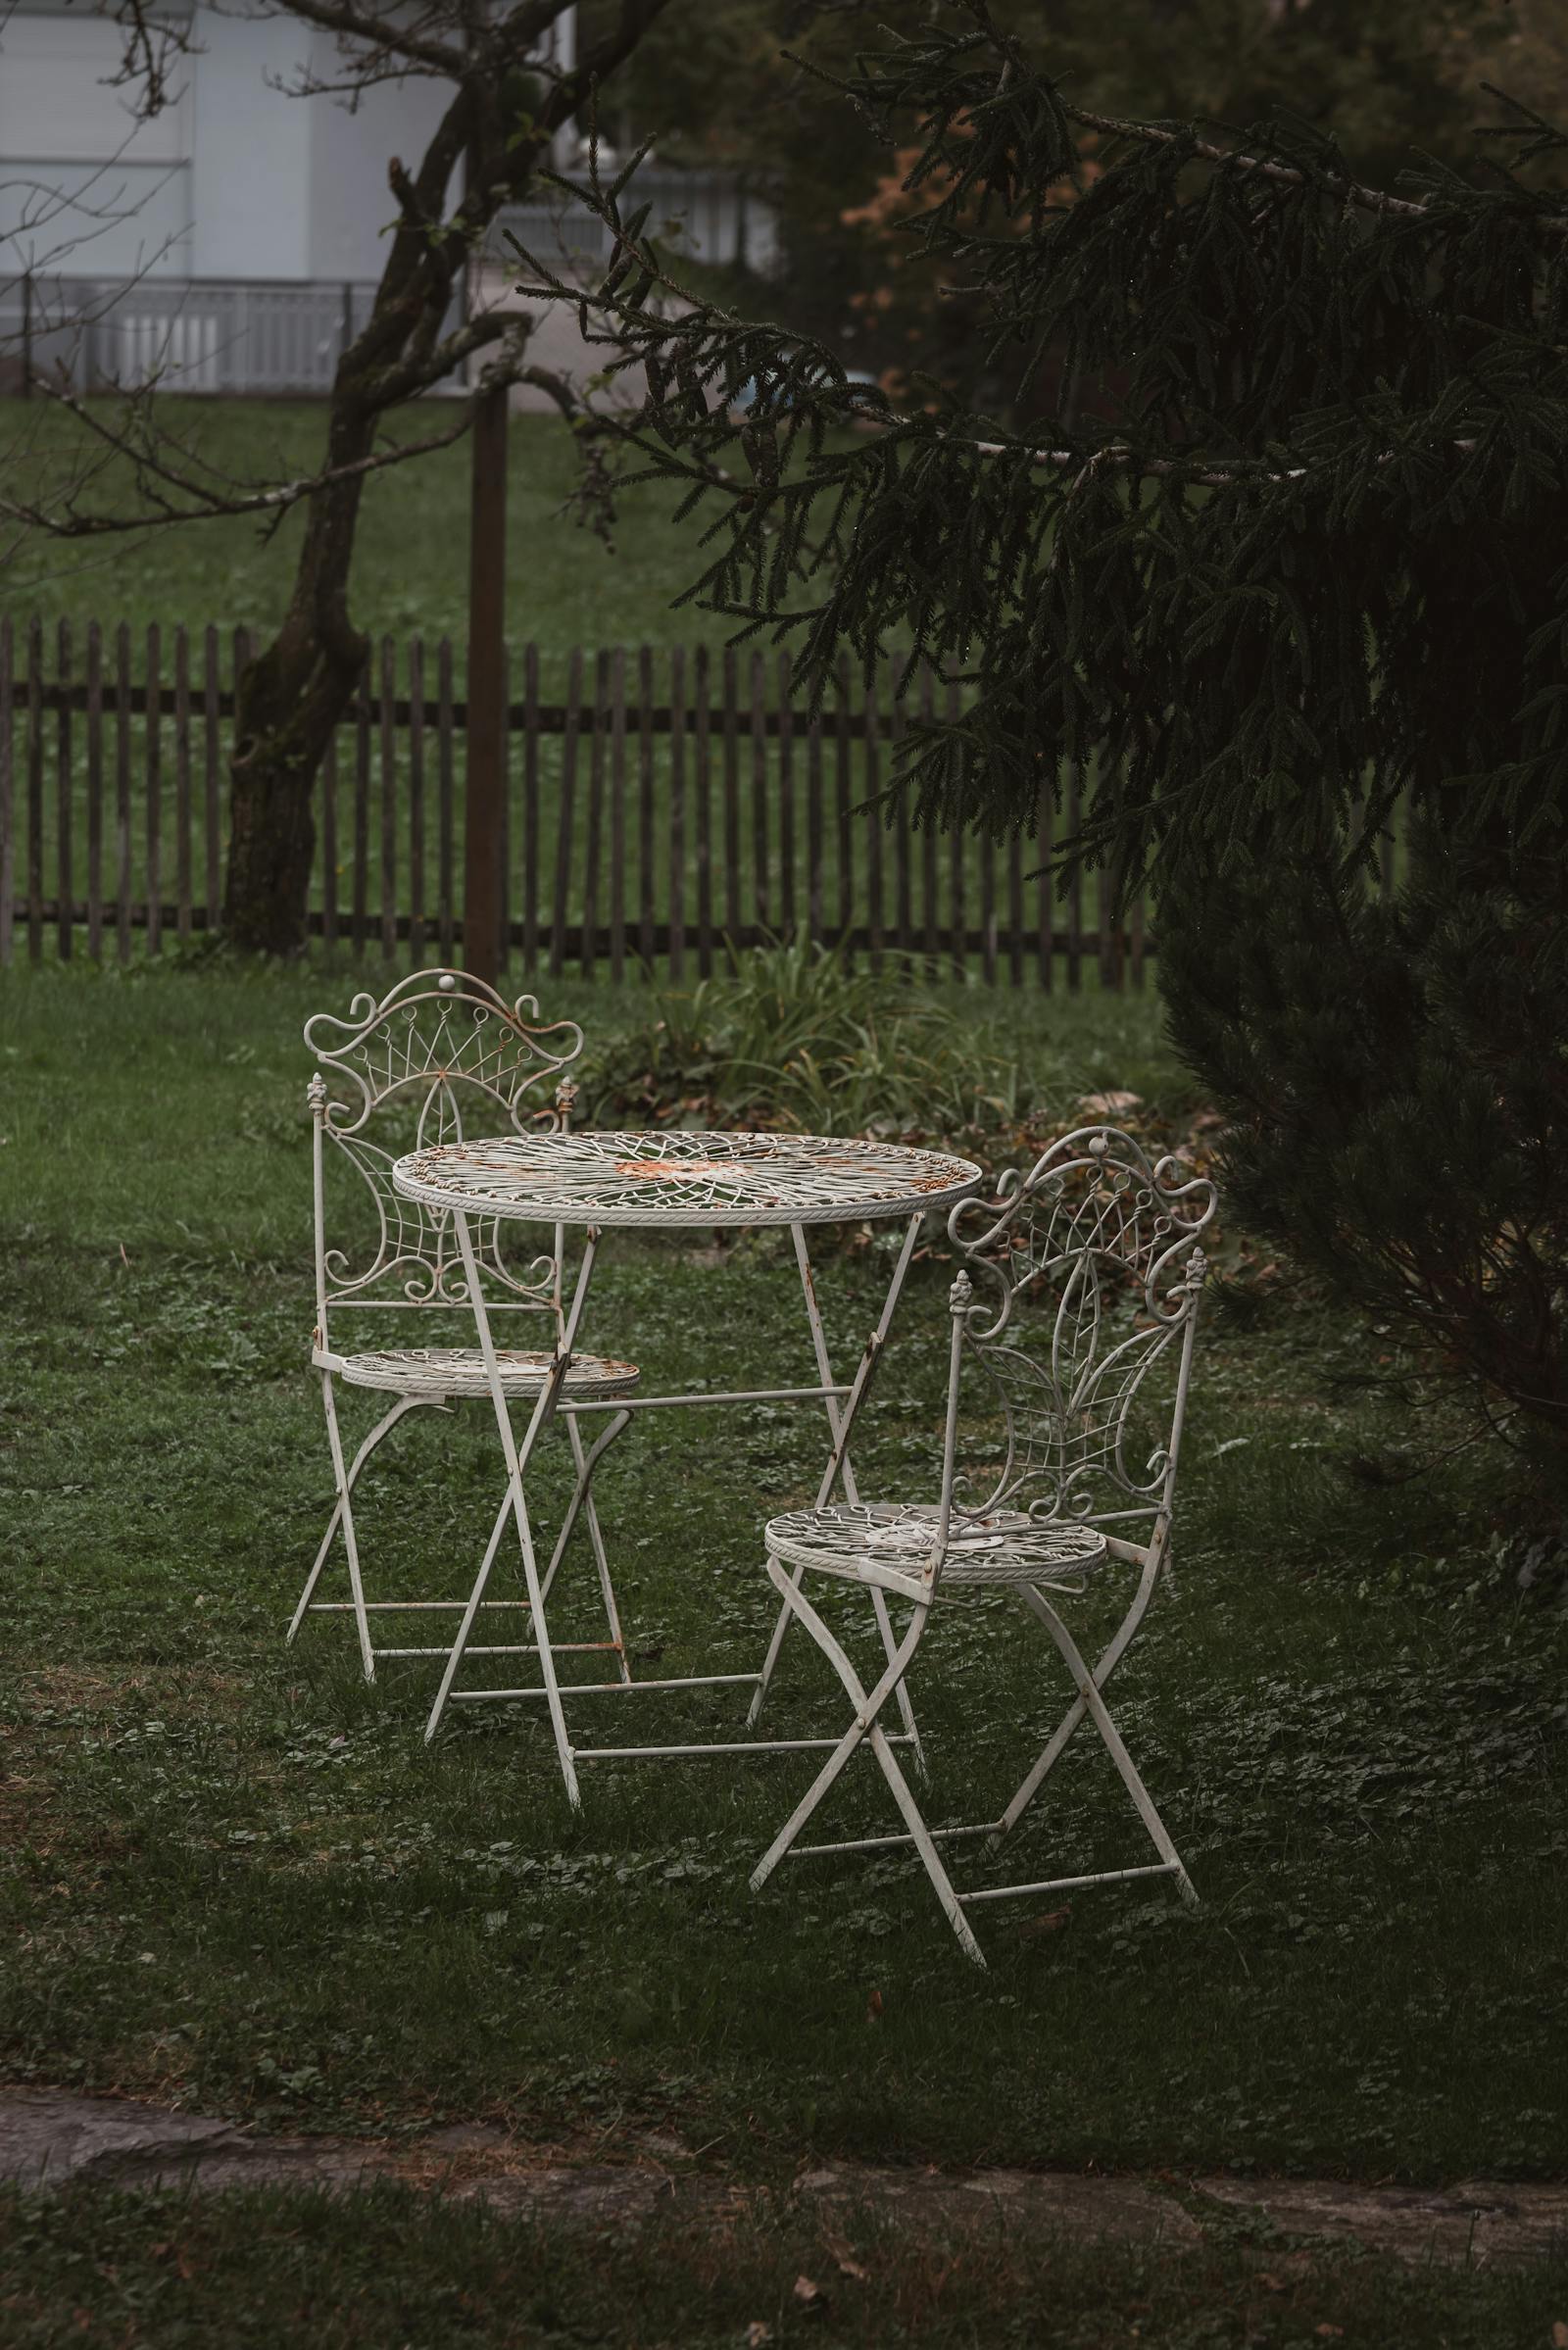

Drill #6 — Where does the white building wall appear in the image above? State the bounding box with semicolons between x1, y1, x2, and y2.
0;7;194;277
188;10;312;279
0;0;659;311
305;37;453;284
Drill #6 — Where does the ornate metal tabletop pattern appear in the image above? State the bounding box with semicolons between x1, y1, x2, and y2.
392;1130;984;1229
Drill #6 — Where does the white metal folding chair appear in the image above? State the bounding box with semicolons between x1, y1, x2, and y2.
750;1125;1215;1967
289;970;640;1689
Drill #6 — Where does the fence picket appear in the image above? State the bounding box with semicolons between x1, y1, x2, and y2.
1036;770;1053;991
116;625;132;963
946;672;963;978
582;648;608;982
638;644;655;968
56;621;74;959
352;659;369;958
721;647;741;941
891;660;912;954
174;625;192;943
379;637;398;960
1100;862;1123;991
550;646;582;981
835;655;854;955
667;647;686;981
145;623;162;955
497;645;511;974
919;662;939;970
321;732;339;955
408;635;425;966
26;618;43;963
204;626;220;934
520;641;539;973
609;646;627;983
750;652;768;935
694;643;713;977
1006;824;1023;989
806;688;824;949
0;619;12;967
86;621;104;959
777;651;796;936
437;639;455;962
863;669;883;970
1066;761;1084;991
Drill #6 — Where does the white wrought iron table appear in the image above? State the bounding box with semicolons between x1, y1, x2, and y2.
390;1129;983;1803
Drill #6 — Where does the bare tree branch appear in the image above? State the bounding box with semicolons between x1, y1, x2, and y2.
0;347;531;539
253;0;466;80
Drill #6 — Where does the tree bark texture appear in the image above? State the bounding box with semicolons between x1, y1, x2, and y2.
219;0;676;955
224;420;372;954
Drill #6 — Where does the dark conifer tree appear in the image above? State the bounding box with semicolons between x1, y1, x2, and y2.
520;5;1568;1491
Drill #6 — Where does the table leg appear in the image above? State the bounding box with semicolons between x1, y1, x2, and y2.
423;1210;601;1806
747;1215;924;1764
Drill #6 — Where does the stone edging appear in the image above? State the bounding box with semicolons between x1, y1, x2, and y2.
2;2091;1564;2270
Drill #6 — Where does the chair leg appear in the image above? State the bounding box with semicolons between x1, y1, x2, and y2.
542;1412;633;1691
749;1562;986;1968
289;1392;429;1655
441;1206;591;1807
991;1557;1160;1846
751;1215;925;1758
1017;1585;1198;1905
314;1374;376;1682
422;1483;518;1743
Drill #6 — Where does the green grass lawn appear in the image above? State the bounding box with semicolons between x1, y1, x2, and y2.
2;960;1566;2341
0;399;746;655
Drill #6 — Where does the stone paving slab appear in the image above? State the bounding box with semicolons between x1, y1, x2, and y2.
2;2090;1564;2269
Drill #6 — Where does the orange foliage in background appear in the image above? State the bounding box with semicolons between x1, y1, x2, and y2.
837;128;1102;402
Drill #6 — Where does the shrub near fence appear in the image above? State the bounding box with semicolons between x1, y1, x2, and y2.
0;617;1154;986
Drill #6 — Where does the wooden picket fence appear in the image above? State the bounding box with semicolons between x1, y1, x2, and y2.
0;616;1151;986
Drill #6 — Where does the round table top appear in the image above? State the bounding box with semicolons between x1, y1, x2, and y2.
391;1129;984;1230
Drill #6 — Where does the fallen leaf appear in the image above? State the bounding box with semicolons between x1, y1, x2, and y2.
1314;2328;1345;2341
793;2275;828;2312
1012;1907;1071;1938
1550;2326;1568;2349
866;1987;884;2022
1078;1090;1143;1117
821;2227;869;2283
744;2326;773;2349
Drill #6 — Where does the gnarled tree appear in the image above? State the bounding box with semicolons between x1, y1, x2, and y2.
1;0;675;952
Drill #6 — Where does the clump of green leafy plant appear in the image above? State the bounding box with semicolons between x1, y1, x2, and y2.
580;934;1042;1141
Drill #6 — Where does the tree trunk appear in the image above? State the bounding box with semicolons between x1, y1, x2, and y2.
223;412;373;955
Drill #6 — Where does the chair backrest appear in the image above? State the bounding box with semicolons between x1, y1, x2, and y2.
944;1125;1216;1544
304;970;585;1339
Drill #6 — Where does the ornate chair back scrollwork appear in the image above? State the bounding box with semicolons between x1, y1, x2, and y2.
305;970;585;1354
943;1125;1215;1583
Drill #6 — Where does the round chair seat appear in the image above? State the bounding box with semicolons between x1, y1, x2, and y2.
764;1500;1106;1591
337;1346;640;1399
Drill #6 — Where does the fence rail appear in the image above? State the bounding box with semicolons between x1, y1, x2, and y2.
0;617;1152;987
0;275;410;400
